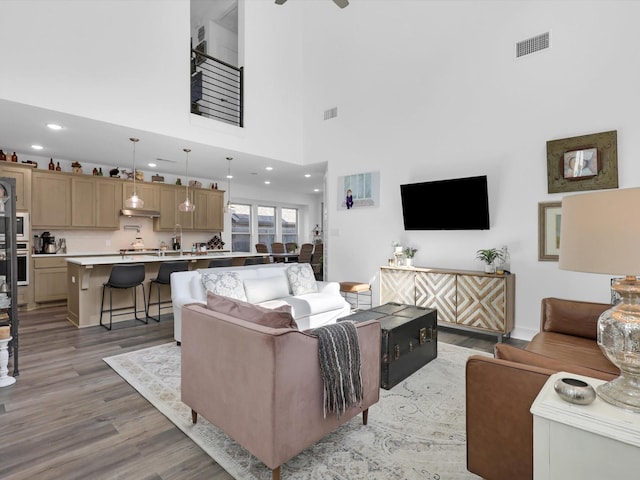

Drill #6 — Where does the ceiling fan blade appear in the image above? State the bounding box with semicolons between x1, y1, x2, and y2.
275;0;287;5
333;0;349;8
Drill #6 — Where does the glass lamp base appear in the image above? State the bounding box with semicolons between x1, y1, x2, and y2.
597;376;640;412
597;276;640;413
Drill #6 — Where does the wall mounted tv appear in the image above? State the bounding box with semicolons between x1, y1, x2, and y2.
400;175;490;230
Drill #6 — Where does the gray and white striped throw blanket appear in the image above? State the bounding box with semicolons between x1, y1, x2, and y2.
309;321;363;418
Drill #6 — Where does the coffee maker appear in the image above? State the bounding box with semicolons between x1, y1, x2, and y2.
41;232;57;254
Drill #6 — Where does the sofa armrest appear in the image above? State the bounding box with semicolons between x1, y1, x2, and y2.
316;281;340;294
466;355;553;480
540;297;611;339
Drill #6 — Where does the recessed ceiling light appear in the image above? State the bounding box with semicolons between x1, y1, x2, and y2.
148;162;157;168
31;145;43;150
226;174;233;179
264;180;271;185
265;166;273;171
46;123;63;130
314;188;320;192
304;173;311;178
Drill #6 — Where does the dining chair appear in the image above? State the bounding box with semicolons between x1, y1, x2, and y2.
285;242;298;253
255;243;269;254
271;242;286;262
298;243;314;263
311;243;324;280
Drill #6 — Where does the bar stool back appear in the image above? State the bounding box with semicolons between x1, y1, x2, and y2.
100;263;147;330
208;258;233;268
146;260;189;322
244;256;266;265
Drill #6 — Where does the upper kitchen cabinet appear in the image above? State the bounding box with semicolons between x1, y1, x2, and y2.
32;171;72;228
71;176;119;229
154;185;223;232
0;163;33;211
122;182;159;211
155;185;193;231
193;189;224;232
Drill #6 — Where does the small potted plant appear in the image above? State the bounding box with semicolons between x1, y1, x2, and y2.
404;246;418;267
392;241;403;254
476;248;502;273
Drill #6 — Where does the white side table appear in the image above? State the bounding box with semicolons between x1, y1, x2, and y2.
531;372;640;480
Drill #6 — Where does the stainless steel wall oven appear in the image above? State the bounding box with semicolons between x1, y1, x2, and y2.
0;240;29;286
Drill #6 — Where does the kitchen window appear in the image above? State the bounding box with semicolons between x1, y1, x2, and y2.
230;203;251;252
258;205;276;247
281;207;298;247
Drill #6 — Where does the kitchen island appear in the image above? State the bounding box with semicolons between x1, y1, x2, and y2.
66;252;268;328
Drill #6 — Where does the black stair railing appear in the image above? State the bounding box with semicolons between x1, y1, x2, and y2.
191;48;243;127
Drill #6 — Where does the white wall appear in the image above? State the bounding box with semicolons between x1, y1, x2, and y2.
299;0;640;339
3;0;637;340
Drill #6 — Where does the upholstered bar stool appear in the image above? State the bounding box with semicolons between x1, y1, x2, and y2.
339;281;372;313
146;260;189;322
208;257;233;268
100;263;147;330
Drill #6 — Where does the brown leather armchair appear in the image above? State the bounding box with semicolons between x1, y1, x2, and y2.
465;297;619;480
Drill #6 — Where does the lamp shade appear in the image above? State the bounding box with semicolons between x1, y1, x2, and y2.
559;187;640;276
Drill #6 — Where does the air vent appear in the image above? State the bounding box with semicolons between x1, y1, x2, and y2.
324;107;338;120
516;32;550;58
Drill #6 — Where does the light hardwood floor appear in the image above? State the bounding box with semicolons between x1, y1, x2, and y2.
0;305;527;480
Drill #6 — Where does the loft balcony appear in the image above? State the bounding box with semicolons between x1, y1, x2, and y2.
191;47;243;127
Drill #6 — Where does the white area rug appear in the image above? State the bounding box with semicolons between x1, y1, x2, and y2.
104;342;488;479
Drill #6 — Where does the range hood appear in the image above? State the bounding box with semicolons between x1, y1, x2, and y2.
120;208;161;218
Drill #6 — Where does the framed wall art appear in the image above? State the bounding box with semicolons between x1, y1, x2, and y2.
337;171;380;210
538;201;562;261
546;130;618;194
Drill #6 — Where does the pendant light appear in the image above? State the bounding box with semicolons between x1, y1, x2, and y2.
224;157;235;213
125;137;144;208
179;148;196;212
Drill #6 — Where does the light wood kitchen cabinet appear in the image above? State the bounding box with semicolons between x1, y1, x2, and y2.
71;176;119;228
122;182;159;210
155;185;193;230
0;162;33;210
95;178;120;228
32;171;72;228
193;188;224;231
33;256;68;303
154;185;223;232
71;176;95;227
380;265;515;341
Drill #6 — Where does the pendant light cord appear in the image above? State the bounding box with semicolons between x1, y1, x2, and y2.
131;137;139;194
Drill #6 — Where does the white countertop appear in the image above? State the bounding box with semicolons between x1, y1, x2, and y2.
32;249;231;258
65;252;264;266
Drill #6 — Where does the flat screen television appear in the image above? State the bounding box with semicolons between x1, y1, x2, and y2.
400;175;490;230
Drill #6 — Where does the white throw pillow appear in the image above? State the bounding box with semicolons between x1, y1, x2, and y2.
286;264;318;296
201;271;247;301
243;276;290;304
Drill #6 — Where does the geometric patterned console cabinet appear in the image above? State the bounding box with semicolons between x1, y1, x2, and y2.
380;266;515;342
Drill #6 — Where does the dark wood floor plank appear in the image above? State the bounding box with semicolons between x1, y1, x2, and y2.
0;305;525;479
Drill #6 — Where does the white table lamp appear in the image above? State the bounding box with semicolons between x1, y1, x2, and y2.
559;187;640;412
